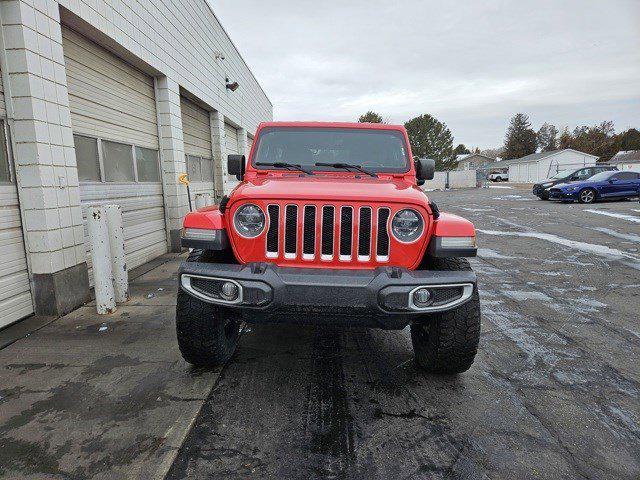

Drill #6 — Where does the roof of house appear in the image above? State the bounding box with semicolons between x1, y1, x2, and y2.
487;149;598;168
456;153;495;164
609;150;640;164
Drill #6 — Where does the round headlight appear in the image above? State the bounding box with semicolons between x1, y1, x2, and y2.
233;204;265;238
391;209;424;242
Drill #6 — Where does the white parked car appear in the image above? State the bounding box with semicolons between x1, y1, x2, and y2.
488;172;509;182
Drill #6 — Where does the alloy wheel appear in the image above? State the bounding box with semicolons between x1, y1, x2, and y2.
580;190;595;203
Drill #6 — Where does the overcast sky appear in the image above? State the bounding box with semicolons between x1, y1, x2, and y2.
211;0;640;149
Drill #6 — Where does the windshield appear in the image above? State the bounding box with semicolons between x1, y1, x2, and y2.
550;170;570;179
587;171;614;182
252;127;410;173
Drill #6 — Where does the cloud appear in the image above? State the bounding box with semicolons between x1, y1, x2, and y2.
210;0;640;148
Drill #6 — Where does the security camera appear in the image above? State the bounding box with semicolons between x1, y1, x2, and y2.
225;78;240;92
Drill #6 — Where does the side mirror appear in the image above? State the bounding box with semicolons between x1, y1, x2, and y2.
227;155;245;181
415;158;435;183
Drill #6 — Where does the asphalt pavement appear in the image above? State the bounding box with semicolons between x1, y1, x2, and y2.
167;186;640;480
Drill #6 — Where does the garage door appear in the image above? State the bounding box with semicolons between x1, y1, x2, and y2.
0;74;34;326
225;123;240;192
181;96;213;203
63;27;167;285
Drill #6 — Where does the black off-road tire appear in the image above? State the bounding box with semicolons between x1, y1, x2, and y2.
175;250;241;367
410;257;481;374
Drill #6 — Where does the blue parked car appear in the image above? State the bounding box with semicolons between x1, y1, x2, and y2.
548;170;640;204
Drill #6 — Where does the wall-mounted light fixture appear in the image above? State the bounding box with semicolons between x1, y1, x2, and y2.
225;77;239;92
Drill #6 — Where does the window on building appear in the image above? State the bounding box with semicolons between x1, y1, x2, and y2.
102;140;134;182
187;155;202;181
0;121;10;183
201;157;213;182
135;146;160;182
74;135;101;181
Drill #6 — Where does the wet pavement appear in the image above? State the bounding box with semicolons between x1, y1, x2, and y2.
0;254;222;480
1;187;639;479
167;187;640;480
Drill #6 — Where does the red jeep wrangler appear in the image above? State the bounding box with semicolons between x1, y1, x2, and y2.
177;122;480;374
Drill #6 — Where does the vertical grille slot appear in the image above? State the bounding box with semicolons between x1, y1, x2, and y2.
266;205;279;257
303;205;316;259
358;207;372;259
321;206;334;259
339;207;353;259
376;208;390;260
284;205;297;258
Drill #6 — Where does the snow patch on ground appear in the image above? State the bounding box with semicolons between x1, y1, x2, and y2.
477;248;516;259
504;290;553;302
477;228;640;264
574;298;607;309
585;209;640;224
488;185;513;189
491;195;530;201
460;207;493;212
590;227;640;243
537;271;573;277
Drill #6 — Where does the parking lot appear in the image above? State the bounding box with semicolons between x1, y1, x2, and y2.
1;186;639;479
168;186;640;480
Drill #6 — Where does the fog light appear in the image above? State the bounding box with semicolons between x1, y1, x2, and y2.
220;282;239;301
412;288;432;307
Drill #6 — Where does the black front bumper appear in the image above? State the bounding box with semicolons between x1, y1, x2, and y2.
179;262;476;329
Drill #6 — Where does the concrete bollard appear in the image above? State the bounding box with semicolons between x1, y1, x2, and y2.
88;206;116;314
195;194;206;209
104;204;129;304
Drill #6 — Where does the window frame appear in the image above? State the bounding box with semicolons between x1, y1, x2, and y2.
134;146;161;183
73;134;102;182
0;120;13;185
73;133;162;184
185;154;214;184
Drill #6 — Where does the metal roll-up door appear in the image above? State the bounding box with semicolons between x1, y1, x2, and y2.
225;123;240;191
181;96;213;204
63;26;167;284
0;69;35;326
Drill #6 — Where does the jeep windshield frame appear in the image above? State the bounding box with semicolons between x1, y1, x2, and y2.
251;127;412;174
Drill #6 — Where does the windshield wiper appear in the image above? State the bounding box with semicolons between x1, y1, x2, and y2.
256;162;314;175
315;162;378;178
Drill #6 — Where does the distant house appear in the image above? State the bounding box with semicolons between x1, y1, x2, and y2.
456;153;496;171
494;149;598;183
609;150;640;171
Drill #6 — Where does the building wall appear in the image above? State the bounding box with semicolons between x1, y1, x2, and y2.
618;162;640;171
422;170;477;190
509;151;598;183
0;0;272;320
58;0;271;135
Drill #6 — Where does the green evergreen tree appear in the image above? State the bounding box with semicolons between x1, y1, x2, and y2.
503;113;537;160
404;114;454;170
358;111;384;123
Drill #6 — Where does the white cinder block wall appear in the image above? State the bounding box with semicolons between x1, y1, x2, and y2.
0;0;272;318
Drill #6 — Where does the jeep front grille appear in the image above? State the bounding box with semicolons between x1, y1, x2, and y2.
265;203;391;263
